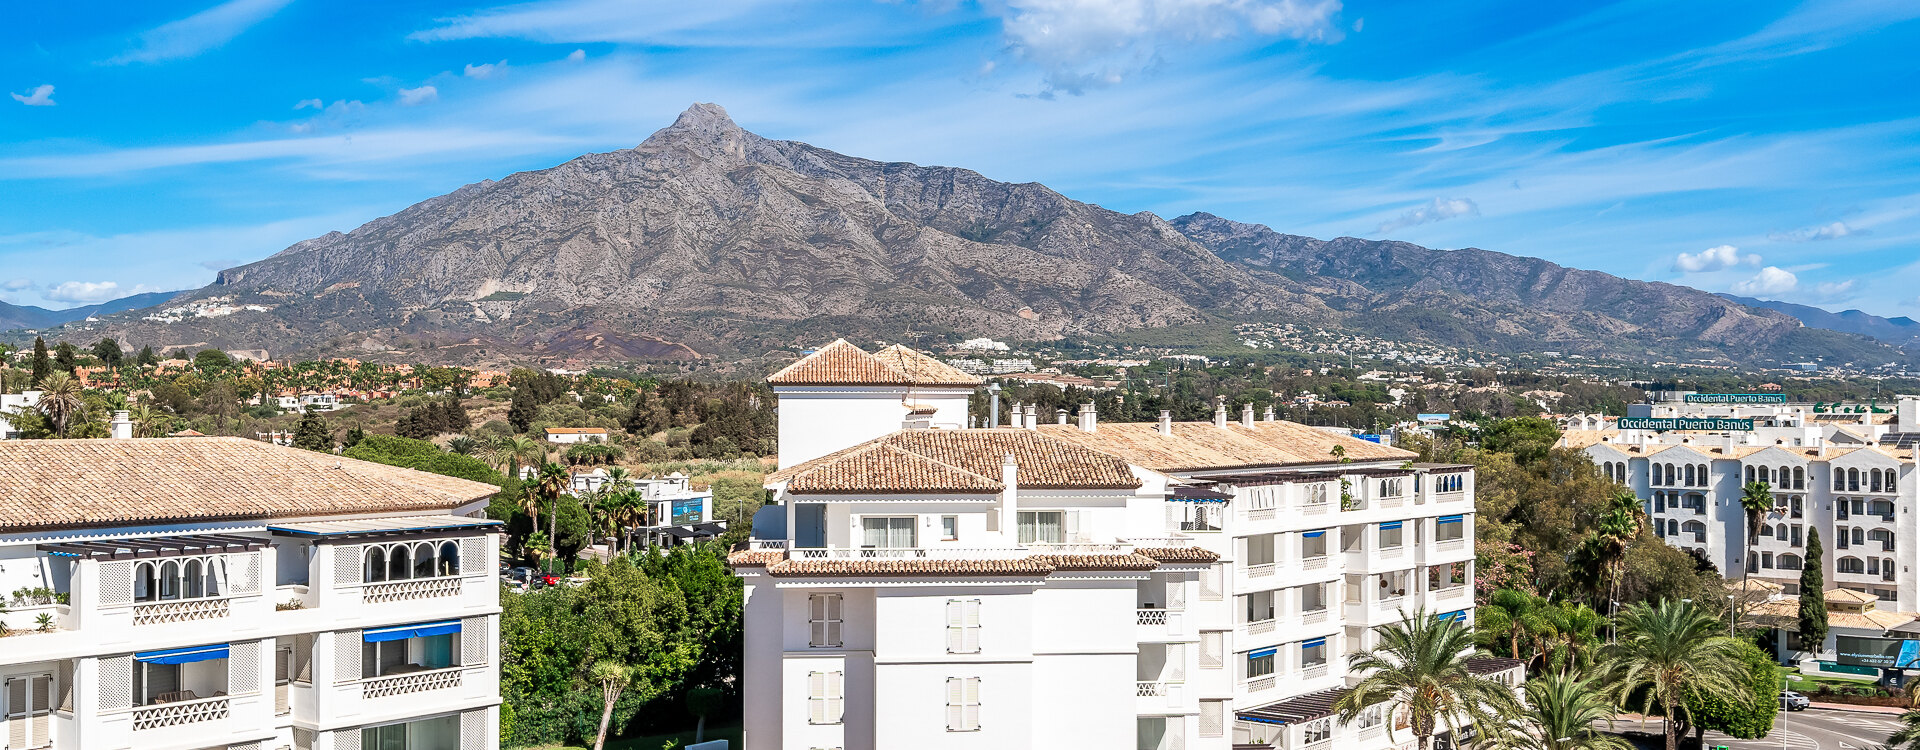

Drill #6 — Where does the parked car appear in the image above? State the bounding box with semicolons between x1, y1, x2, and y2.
1780;690;1810;711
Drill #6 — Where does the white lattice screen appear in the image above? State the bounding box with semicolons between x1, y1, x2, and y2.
293;727;316;750
232;552;263;594
55;660;74;712
328;728;362;750
292;634;314;682
460;708;490;750
332;545;362;588
460;537;487;574
98;561;133;605
97;656;132;710
461;616;490;666
229;640;262;694
333;632;361;683
229;742;262;750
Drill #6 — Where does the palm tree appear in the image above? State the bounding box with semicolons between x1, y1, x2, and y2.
1737;481;1775;629
128;404;159;437
1888;706;1920;749
1592;488;1642;615
1479;589;1554;664
1510;670;1630;750
36;372;86;437
1537;602;1606;675
505;435;542;478
1336;609;1520;750
535;463;570;568
589;661;633;750
1599;599;1753;750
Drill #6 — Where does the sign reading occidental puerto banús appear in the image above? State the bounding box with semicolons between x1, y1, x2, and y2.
1682;393;1788;404
1618;417;1755;432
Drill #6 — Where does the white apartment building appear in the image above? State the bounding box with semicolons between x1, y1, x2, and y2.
1567;396;1920;607
733;343;1509;750
0;435;504;750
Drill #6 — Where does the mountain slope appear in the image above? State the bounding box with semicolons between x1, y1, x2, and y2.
0;291;182;332
59;104;1910;368
1718;294;1920;348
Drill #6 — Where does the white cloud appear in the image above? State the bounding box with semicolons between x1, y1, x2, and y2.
1732;266;1798;295
1769;221;1858;242
1376;197;1478;233
106;0;295;64
294;98;323;109
398;86;440;106
44;281;127;303
1808;279;1858;302
565;48;586;62
1672;244;1761;273
464;60;509;79
11;84;55;106
995;0;1344;93
2;279;32;291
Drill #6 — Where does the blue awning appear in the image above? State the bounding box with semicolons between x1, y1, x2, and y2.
1380;521;1403;530
1302;530;1325;538
1438;610;1466;623
1302;638;1326;650
1249;647;1278;660
1438;515;1465;524
135;644;229;664
363;621;461;642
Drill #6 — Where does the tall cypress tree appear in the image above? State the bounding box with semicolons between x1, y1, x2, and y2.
29;337;50;385
292;407;334;452
1798;528;1828;652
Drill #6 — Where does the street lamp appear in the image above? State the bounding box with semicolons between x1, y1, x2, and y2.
1780;674;1803;750
1728;593;1738;637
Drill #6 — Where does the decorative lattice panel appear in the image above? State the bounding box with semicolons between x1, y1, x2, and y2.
98;561;133;605
461;708;490;750
293;727;316;750
461;537;487;574
332;545;362;589
228;640;261;694
56;660;74;712
230;742;262;750
97;656;132;710
461;616;490;666
333;632;361;683
328;728;361;750
233;552;263;594
292;634;314;683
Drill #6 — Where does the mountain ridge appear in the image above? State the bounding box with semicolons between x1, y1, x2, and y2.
0;291;184;333
1717;293;1920;348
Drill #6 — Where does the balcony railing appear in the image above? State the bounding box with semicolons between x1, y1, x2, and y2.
1303;502;1329;515
1136;681;1181;697
1435;539;1466;552
1379;546;1404;559
1247;508;1276;521
1301;609;1328;625
746;539;788;550
362;576;461;603
1302;663;1328;679
1246;619;1276;635
1379;495;1404;508
1302;556;1328;570
1246;563;1275;578
1245;676;1275;693
362;667;463;699
1138;609;1169;626
132;597;231;626
132;696;229;731
1435;585;1468;600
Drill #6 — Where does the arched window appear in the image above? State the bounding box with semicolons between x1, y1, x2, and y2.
1839;556;1864;574
135;562;157;602
206;558;224;597
159;561;180;600
1685;464;1696;486
388;545;411;581
438;541;460;576
1836;471;1847;491
1682;521;1706;542
1778;554;1803;570
1744;466;1755;484
1872;470;1884;493
1855;527;1867;546
184;559;205;598
413;543;437;579
1871;499;1894;518
1700;465;1709;486
365;546;388;583
1793;466;1805;489
1849;468;1861;492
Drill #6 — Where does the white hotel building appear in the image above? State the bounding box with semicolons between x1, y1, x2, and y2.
1567;396;1920;606
0;433;503;750
732;341;1512;750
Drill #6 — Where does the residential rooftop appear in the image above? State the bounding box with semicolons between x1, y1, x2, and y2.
767;339;982;387
767;428;1142;494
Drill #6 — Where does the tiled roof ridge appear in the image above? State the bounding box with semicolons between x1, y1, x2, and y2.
726;549;1190;575
781;441;1006;494
1134;546;1222;564
873;344;983;386
765;339;913;386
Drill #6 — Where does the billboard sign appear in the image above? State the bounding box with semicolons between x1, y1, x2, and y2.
1417;413;1451;423
1683;393;1787;404
1617;417;1754;432
1835;635;1920;669
670;497;705;525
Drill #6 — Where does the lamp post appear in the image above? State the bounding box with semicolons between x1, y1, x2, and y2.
1780;674;1803;750
1728;593;1738;638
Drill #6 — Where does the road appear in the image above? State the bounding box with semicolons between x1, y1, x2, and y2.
1612;709;1902;750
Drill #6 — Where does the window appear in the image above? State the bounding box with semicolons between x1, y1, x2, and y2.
1199;564;1224;601
1357;705;1384;730
362;541;461;584
1302;718;1332;744
808;594;843;648
131;661;183;706
361;635;454;677
1199;700;1226;738
861;516;917;549
4;674;51;749
1246;649;1276;679
1379;478;1404;497
807;671;843;725
945;677;981;732
1762;552;1774;568
1017;511;1063;544
1199;632;1223;669
1301;638;1327;668
136;556;227;603
1839;557;1864;574
361;715;459;750
1243;590;1275;624
940;516;959;541
1304;483;1330;506
1378;522;1403;549
1301;583;1327;613
1301;530;1328;559
1436;516;1465;542
946;599;981;654
1245;534;1276;566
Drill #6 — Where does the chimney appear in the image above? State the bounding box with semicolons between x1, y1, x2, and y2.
1056;408;1069;425
1213;396;1228;429
1263;405;1275;422
1077;402;1097;432
1024;404;1038;430
1158;410;1173;436
1001;453;1019;541
1241;403;1255;428
110;410;133;440
1008;402;1021;429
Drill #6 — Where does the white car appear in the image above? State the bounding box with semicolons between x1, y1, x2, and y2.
1779;690;1810;711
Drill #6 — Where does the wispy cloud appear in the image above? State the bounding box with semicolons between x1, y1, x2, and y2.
45;281;135;304
398;85;439;106
294;98;323;109
1769;221;1859;242
106;0;295;65
11;84;55;106
1672;244;1760;272
1376;197;1478;233
464;60;509;79
992;0;1345;93
2;279;32;292
1732;266;1797;295
0;127;581;179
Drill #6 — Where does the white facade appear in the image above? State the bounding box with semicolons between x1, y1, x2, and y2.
771;385;972;469
739;362;1493;750
0;391;42;440
543;428;609;444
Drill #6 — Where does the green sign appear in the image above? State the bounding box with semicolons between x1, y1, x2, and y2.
1682;393;1786;404
1617;417;1754;432
1836;635;1920;669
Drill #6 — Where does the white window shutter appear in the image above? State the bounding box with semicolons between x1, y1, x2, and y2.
808;672;827;724
964;600;981;653
946;678;964;730
826;671;843;724
963;677;981;730
1065;510;1084;542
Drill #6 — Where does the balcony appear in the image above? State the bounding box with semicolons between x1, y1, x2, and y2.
362;667;463;699
1300;609;1328;625
1301;555;1329;571
790;546;1036;560
132;596;232;626
1301;663;1329;680
361;577;462;604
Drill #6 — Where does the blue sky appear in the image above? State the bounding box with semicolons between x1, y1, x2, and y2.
4;1;1919;318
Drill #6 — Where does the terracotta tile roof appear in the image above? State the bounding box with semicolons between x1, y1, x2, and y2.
1466;656;1526;675
1031;553;1160;571
726;548;786;567
768;429;1142;494
1135;546;1222;564
766;339;916;386
763;557;1056;577
1828;587;1878;604
871;344;983;386
0;437;500;533
1035;420;1413;473
1748;597;1916;631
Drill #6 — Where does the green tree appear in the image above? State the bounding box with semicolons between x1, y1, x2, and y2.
1680;640;1779;742
52;342;77;374
136;345;158;366
588;661;631;750
342;435;504;485
291;407;333;452
1888;708;1920;749
1477;589;1553;663
1799;527;1828;652
1335;609;1519;750
1479;416;1561;465
35;372;86;437
30;337;50;385
1738;481;1774;610
194;349;232;368
1599;599;1754;750
91;338;124;367
1512;671;1630;750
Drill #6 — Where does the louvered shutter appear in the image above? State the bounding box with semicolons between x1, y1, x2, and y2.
31;675;48;748
946;601;964;653
7;677;26;750
945;678;964;731
826;595;842;647
809;596;826;646
1165;576;1185;610
825;671;843;724
962;677;981;730
807;672;828;724
1064;511;1084;543
963;600;980;653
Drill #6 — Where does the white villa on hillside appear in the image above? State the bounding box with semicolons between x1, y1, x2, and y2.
0;435;503;750
733;342;1509;750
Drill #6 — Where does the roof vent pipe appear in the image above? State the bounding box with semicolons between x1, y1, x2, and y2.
1158;410;1173;436
1025;404;1038;430
1241;403;1255;429
1078;402;1097;432
1056;408;1069;425
1213;396;1228;429
111;410;133;440
1263;405;1275;422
